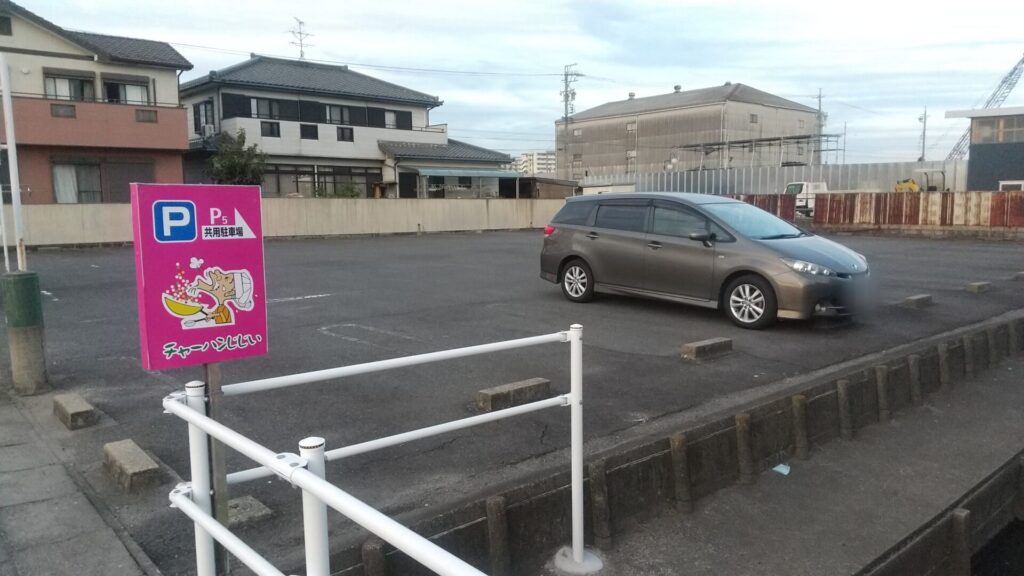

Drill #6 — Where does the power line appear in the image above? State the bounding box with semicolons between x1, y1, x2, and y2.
448;127;554;136
170;41;564;77
451;135;555;142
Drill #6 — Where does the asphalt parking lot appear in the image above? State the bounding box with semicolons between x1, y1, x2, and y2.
7;230;1023;573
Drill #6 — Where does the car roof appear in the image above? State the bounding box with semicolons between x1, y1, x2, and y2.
566;192;743;206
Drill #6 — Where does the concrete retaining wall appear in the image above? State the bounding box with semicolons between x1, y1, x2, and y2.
4;199;567;247
316;314;1024;576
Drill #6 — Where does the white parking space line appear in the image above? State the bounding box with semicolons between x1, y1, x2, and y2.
268;293;332;304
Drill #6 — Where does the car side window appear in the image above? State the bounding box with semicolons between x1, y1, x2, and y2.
652;206;707;237
594;203;648;233
551;201;596;225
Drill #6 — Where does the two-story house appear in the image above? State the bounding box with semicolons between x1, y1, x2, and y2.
0;0;192;203
181;56;517;199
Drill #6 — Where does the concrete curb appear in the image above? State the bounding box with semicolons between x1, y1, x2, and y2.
681;337;733;362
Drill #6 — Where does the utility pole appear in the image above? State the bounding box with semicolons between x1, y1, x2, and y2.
842;121;847;165
918;106;928;162
816;88;825;164
289;17;313;60
561;64;580;182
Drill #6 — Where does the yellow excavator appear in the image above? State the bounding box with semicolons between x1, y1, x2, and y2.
894;179;921;193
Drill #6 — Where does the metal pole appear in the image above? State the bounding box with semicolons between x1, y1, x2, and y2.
0;53;25;271
204;363;230;575
569;323;584;563
299;437;331;576
185;382;217;576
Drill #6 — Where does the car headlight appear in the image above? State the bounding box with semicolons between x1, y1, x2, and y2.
781;258;835;277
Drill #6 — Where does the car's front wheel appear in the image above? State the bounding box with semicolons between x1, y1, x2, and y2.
724;275;778;329
561;259;594;303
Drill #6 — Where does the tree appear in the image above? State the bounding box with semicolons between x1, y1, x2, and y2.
206;129;267;185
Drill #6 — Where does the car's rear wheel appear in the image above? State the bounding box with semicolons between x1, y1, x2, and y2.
724;275;778;329
561;259;594;303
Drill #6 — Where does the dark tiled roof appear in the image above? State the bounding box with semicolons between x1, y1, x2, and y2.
181;56;440;107
568;83;816;121
66;31;192;70
0;1;192;70
378;139;511;163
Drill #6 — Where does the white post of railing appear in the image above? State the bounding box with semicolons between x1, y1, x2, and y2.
569;323;585;564
185;382;217;576
299;437;331;576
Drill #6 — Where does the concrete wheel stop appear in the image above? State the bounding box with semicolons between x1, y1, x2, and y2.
552;546;605;574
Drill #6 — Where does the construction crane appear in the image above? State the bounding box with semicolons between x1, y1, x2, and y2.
946;53;1024;161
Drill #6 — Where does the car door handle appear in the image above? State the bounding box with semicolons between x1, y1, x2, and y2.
586;232;599;239
647;241;662;250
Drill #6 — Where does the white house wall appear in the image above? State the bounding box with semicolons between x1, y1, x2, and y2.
0;15;181;104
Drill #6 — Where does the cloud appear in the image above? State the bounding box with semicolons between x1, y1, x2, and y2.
31;0;1024;164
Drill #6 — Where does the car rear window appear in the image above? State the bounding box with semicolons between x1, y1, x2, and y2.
595;203;647;233
551;201;595;225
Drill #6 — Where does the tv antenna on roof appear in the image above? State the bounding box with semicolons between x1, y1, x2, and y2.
289;17;314;60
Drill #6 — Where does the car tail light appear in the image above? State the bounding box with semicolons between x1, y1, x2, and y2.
543;225;556;237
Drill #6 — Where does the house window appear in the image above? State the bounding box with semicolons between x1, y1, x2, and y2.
797;145;805;156
52;164;102;204
798;119;805;130
135;109;157;123
251;98;281;119
261;121;280;138
626;150;637;158
45;76;94;101
626;122;637;132
49;104;76;118
385;110;397;129
326;105;351;125
194;101;214;133
337;127;354;142
104;81;148;104
300;124;319;140
626;157;636;173
750;113;759;124
458;176;472;187
572;128;582;137
0;17;11;35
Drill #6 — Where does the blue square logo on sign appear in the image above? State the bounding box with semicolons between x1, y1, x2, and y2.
153;200;197;243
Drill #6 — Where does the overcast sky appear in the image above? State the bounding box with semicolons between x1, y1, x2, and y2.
29;0;1024;163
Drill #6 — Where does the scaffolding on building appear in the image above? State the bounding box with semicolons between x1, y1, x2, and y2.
667;133;844;170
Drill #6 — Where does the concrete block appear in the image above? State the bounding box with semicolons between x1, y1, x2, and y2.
681;337;733;362
361;537;387;576
477;378;551;412
735;413;755;485
588;461;612;550
227;495;273;528
103;440;160;493
836;379;854;440
965;281;991;294
669;433;693;512
52;393;98;431
900;294;933;309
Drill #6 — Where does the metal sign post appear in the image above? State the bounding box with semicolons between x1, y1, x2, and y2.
204;362;230;574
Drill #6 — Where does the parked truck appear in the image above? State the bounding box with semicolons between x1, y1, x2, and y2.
785;181;828;217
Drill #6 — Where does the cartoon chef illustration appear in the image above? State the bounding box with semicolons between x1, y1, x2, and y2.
163;264;254;328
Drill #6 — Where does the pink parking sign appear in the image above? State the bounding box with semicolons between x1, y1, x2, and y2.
131;184;268;370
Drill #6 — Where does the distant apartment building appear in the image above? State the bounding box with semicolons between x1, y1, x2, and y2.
516;151;556;175
181;56;517;199
0;0;192;203
946;106;1024;191
555;83;821;180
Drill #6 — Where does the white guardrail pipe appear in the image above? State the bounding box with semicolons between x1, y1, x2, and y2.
163;397;487;576
170;489;287;576
222;332;568;396
227;394;569;485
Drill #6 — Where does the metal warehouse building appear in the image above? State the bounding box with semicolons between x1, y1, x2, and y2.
556;83;831;180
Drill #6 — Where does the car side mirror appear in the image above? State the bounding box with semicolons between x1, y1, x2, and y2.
689;231;714;247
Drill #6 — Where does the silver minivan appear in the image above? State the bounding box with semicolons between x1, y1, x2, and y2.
539;193;870;329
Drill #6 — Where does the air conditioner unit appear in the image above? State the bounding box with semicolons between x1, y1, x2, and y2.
202;124;216;138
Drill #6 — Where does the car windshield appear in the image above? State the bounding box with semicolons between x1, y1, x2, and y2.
702;202;806;240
